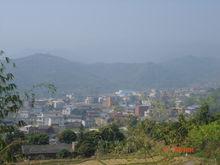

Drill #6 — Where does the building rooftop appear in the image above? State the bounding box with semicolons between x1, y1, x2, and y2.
22;143;73;155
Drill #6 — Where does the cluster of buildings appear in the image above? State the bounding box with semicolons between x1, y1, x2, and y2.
14;88;204;135
6;88;207;159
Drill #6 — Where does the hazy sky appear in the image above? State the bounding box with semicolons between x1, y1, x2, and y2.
0;0;220;63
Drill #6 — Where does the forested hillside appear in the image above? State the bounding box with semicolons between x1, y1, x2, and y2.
12;54;220;94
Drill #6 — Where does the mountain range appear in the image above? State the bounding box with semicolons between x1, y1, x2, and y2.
12;54;220;95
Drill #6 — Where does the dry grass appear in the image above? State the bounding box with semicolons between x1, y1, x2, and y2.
11;156;216;165
12;158;92;165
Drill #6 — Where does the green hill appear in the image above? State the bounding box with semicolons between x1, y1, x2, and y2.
12;54;220;94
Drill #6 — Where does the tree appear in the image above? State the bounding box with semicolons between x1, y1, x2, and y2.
0;51;23;162
132;121;153;159
0;51;22;118
57;149;71;158
4;129;25;144
188;121;220;148
127;115;138;129
0;51;56;162
76;140;97;157
95;124;125;155
194;102;214;125
76;130;100;157
152;115;189;145
58;129;77;144
27;133;49;145
0;51;22;131
100;124;124;142
188;121;220;158
176;114;189;144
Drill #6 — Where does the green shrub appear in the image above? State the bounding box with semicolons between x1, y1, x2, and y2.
57;149;71;158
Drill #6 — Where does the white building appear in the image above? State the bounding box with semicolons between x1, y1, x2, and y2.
52;100;65;109
36;113;64;126
62;107;71;115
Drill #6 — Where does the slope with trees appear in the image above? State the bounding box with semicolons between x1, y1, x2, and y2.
13;54;220;94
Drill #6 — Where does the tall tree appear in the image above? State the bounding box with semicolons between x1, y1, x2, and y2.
58;129;77;144
194;102;213;125
0;51;23;162
76;130;100;157
100;123;124;142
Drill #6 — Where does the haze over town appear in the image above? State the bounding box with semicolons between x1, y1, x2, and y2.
1;0;220;63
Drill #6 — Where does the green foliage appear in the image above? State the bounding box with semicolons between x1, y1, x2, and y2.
4;129;25;144
100;124;124;142
156;115;188;145
188;121;220;148
58;129;77;144
27;133;49;145
76;140;97;157
140;115;189;145
76;130;100;157
193;102;214;125
1;142;23;162
57;149;71;158
0;51;56;163
0;51;23;162
127;115;138;129
204;90;220;116
0;51;22;129
125;121;153;158
0;129;25;162
188;121;220;158
83;130;100;145
96;124;125;155
76;127;125;157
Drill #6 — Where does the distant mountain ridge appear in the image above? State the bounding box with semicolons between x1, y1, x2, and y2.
12;53;220;94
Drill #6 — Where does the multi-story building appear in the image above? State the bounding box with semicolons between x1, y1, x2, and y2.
102;96;113;108
135;105;149;117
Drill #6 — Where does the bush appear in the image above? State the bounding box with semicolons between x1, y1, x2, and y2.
100;124;124;142
27;133;49;145
188;121;220;158
58;129;77;144
57;149;71;158
76;141;96;157
75;130;100;157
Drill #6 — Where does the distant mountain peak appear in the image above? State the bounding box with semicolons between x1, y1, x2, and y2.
18;53;66;60
15;53;74;65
